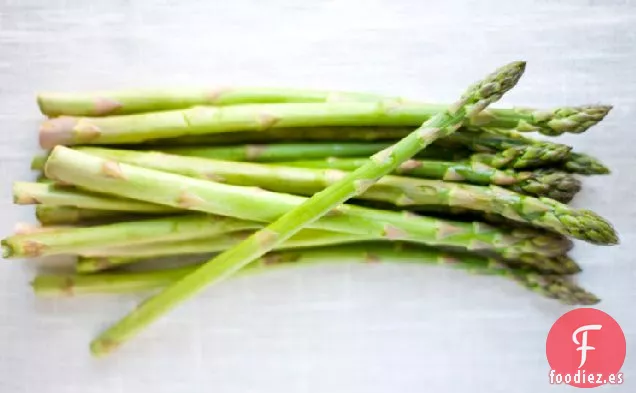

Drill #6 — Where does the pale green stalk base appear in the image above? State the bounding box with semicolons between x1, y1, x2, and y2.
14;181;176;213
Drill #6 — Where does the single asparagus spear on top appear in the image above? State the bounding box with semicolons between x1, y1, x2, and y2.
37;87;611;137
278;157;581;202
33;243;599;306
79;147;616;245
82;61;526;356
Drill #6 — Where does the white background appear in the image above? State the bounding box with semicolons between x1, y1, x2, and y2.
0;0;634;391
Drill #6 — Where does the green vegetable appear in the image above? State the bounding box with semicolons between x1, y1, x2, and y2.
86;61;527;356
79;147;615;245
32;243;597;306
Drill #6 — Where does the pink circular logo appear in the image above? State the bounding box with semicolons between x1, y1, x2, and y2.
546;308;626;388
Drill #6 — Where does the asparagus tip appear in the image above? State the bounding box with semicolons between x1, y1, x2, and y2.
1;242;12;259
546;104;614;135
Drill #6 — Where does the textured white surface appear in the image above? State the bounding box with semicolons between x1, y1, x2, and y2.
0;0;634;391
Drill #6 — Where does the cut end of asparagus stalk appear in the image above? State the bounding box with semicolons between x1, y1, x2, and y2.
37;92;124;117
39;117;81;149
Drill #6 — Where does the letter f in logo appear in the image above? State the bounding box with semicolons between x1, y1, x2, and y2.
572;324;602;368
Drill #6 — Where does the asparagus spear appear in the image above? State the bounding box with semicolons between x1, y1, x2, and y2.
14;181;176;213
132;126;416;145
79;147;616;245
30;143;471;171
76;230;581;275
36;88;393;117
276;158;580;202
2;215;265;258
35;205;158;225
33;243;598;306
75;229;373;272
37;88;611;137
87;61;527;356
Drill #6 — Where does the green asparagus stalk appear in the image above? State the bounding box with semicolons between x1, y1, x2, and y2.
40;145;573;260
138;126;415;145
87;61;527;356
35;205;158;225
32;243;598;306
37;87;611;137
3;215;263;258
79;147;616;245
75;232;581;275
36;88;394;117
30;143;471;171
76;229;373;273
278;157;581;202
14;181;176;213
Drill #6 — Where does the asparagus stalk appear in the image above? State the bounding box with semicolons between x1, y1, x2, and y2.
36;88;394;117
139;126;415;145
76;229;374;273
30;143;471;171
87;61;527;356
76;232;581;275
277;158;580;202
79;147;616;245
3;215;263;258
37;88;611;137
14;181;176;213
33;243;598;306
35;205;156;225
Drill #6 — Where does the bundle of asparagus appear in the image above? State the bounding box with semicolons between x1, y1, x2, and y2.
4;61;619;357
